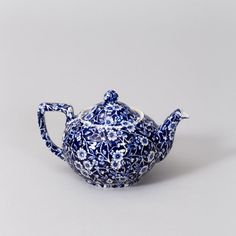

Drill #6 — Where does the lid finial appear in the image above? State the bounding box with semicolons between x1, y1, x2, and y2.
104;90;119;103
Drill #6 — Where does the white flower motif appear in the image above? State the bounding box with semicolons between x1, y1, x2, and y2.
107;130;117;141
147;151;155;162
127;124;135;132
112;150;124;160
140;137;149;146
77;148;87;160
83;160;93;170
111;159;122;170
104;117;113;125
104;104;114;113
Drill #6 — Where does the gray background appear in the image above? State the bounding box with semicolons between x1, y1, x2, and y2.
0;0;236;235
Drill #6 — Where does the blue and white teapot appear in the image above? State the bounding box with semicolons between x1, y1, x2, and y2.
38;90;189;188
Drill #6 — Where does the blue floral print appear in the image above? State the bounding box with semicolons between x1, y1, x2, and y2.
38;90;188;188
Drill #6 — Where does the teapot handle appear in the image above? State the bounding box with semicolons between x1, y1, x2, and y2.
37;103;75;160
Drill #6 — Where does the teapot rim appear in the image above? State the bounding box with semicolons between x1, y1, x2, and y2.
77;107;144;129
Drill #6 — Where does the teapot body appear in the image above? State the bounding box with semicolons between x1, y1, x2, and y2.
62;115;160;188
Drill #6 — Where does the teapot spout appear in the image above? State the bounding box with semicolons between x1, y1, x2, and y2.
156;109;189;161
161;109;189;129
178;109;190;119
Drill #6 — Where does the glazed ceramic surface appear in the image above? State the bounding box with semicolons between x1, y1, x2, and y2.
38;90;189;188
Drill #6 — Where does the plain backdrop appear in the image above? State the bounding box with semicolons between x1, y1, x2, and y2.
0;0;236;235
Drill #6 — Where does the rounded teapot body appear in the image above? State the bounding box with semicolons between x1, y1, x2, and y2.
62;115;160;188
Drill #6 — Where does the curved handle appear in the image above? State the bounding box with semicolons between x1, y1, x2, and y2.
37;103;75;160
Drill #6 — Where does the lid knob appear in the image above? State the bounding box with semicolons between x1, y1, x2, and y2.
104;90;119;103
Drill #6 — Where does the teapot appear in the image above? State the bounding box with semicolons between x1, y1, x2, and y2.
37;90;189;188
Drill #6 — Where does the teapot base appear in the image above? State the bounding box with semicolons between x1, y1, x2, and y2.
85;178;141;188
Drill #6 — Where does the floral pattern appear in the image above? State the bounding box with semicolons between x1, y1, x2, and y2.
38;90;188;188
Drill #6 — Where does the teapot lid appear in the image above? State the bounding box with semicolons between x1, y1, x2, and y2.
80;90;143;127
